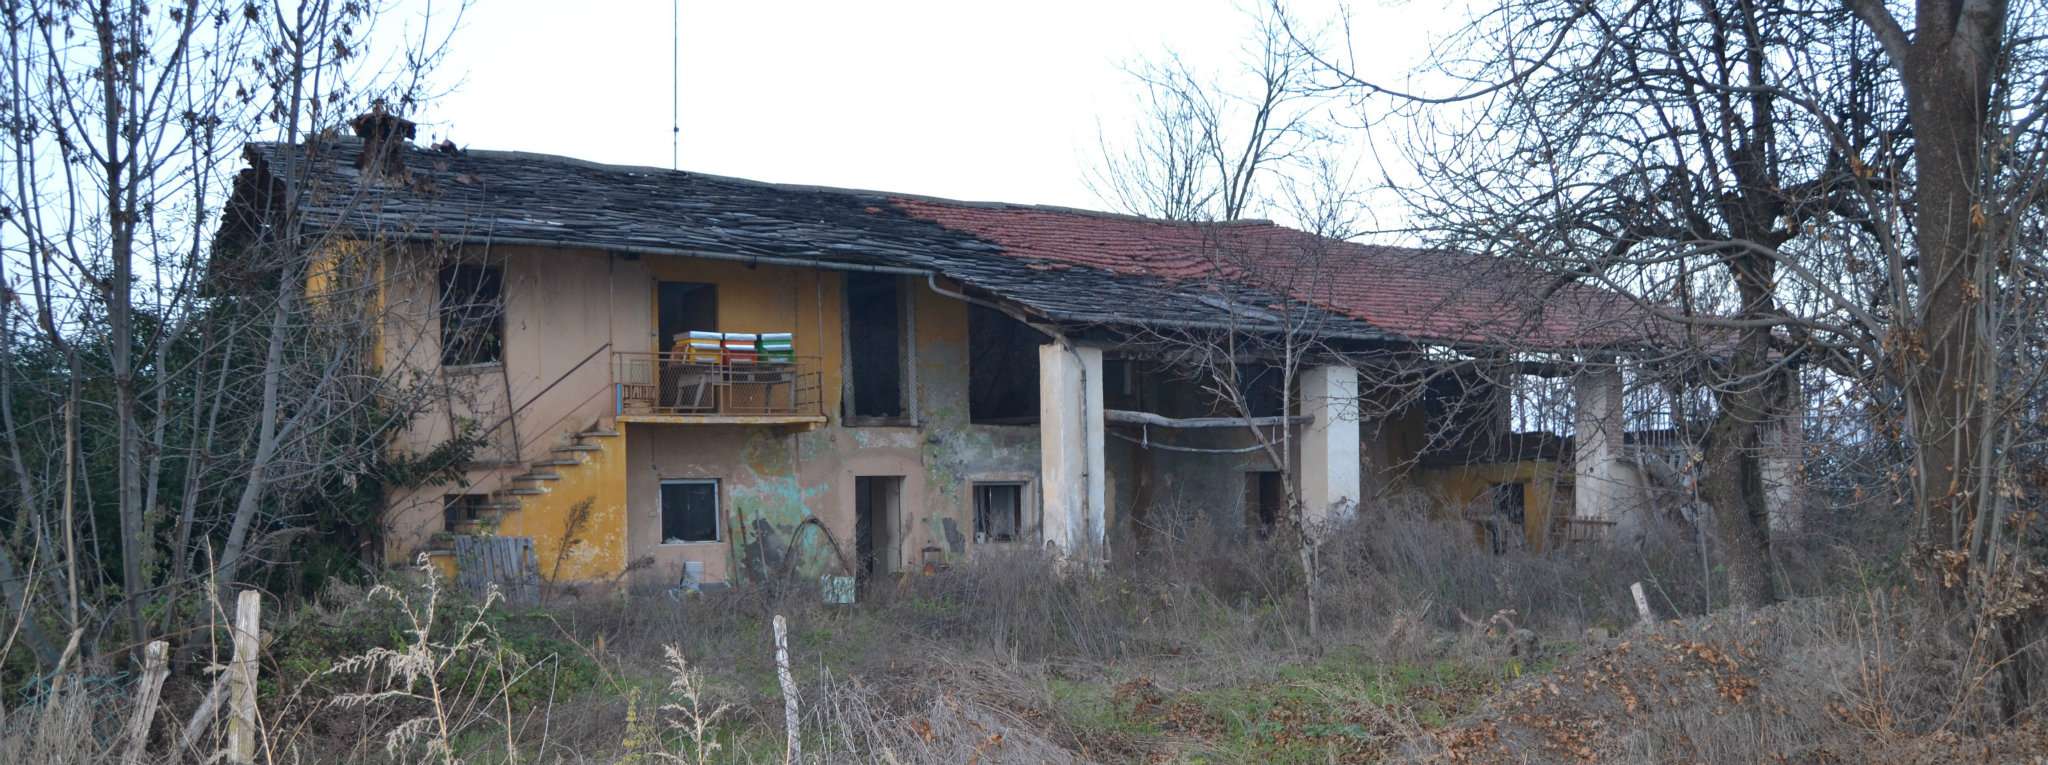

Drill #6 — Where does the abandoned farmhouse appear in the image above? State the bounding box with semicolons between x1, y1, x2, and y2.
220;112;1806;591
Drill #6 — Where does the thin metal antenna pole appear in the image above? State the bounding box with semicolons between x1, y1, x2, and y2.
672;0;681;170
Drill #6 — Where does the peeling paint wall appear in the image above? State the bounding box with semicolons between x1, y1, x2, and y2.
496;429;630;580
376;244;1046;585
1101;365;1285;551
382;246;647;566
619;278;1039;588
374;241;1590;582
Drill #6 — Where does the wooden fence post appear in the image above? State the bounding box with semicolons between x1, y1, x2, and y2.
773;614;800;765
1630;581;1655;627
123;640;170;765
226;590;261;764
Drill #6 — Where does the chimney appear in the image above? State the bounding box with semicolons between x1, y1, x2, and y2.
351;102;417;181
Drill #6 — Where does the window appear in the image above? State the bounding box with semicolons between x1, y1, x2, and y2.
973;482;1025;543
968;303;1044;423
443;493;490;531
438;264;504;366
845;273;906;419
660;480;721;543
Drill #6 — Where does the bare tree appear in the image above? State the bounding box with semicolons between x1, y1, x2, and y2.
1091;7;1330;223
1286;0;2048;717
0;0;466;665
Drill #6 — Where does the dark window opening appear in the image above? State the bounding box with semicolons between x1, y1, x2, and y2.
438;264;504;366
657;281;718;351
1246;471;1284;537
1236;364;1285;418
968;304;1046;423
443;493;490;531
846;273;905;419
973;483;1025;543
1102;359;1140;409
1487;482;1526;554
660;480;721;543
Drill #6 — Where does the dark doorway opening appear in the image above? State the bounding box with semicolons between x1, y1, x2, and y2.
968;303;1046;423
845;274;906;420
853;476;902;585
657;281;718;351
1246;471;1284;537
1487;482;1527;554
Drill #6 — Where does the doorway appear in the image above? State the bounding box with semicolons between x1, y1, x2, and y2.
656;282;718;410
657;281;717;352
853;476;903;585
1246;471;1284;538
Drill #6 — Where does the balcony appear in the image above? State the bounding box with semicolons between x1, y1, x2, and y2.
612;351;826;426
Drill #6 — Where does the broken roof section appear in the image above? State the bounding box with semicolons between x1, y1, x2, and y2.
231;137;1654;351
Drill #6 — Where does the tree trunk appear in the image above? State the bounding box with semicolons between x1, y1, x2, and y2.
1699;403;1778;607
1902;42;1993;556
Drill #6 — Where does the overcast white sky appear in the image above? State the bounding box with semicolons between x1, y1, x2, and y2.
403;1;1442;212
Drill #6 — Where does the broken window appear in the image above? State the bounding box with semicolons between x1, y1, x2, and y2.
660;480;721;543
438;263;504;366
973;482;1026;543
1245;471;1284;537
845;273;906;420
968;303;1045;423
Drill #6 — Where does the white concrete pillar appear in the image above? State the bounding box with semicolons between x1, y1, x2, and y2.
1039;343;1105;562
1572;365;1627;525
1763;380;1805;532
1298;364;1361;529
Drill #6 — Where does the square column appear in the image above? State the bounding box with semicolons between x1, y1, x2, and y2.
1763;378;1805;532
1039;343;1105;562
1299;364;1361;528
1572;366;1626;523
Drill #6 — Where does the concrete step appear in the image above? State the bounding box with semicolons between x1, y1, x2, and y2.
514;472;562;482
505;487;548;496
459;460;526;471
534;458;582;467
552;444;603;453
578;428;621;439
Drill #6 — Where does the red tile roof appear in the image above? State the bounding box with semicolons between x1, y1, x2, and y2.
889;198;1654;349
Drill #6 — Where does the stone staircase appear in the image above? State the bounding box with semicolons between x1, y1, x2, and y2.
450;422;621;533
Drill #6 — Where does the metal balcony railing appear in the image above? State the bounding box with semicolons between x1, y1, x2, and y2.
612;351;824;418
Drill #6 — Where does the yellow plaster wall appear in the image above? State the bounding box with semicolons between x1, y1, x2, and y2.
641;258;847;417
1415;460;1567;551
492;429;631;582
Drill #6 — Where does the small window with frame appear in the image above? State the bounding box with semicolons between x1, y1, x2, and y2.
660;479;721;544
973;482;1026;544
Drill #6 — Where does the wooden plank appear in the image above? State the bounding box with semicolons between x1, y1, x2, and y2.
226;591;261;764
124;640;170;765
